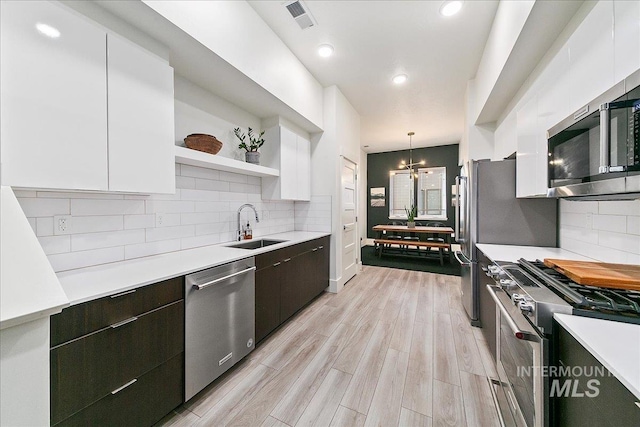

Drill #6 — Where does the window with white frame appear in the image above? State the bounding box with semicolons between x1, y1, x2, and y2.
388;169;412;219
388;167;447;220
417;167;447;220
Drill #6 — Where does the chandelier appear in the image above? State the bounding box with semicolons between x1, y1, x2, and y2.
398;131;425;178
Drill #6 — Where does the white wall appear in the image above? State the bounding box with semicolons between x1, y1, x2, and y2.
359;149;368;249
309;86;361;292
143;0;324;129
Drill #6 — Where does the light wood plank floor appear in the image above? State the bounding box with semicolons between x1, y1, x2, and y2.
157;266;500;427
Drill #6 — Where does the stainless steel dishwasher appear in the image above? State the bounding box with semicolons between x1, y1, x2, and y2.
184;257;256;401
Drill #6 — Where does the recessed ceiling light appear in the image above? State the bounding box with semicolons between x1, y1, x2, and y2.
440;1;463;17
392;74;408;85
318;44;334;57
36;22;60;38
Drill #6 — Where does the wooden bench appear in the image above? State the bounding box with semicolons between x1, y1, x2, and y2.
373;239;450;265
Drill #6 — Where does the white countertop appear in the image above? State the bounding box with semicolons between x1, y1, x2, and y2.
0;187;69;329
554;314;640;400
57;231;330;305
476;243;596;263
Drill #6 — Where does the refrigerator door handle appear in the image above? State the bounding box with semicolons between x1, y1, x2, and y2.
454;176;460;242
454;250;471;266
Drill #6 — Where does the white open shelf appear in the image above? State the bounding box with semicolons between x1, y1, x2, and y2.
175;146;279;178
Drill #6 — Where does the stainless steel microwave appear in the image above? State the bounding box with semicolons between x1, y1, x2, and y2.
546;69;640;199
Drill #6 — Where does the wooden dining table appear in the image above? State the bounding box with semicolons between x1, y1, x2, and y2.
372;224;454;264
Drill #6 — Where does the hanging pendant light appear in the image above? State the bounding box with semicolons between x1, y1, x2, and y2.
398;131;425;174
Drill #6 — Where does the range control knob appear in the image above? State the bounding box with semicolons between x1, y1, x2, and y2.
511;293;525;304
519;301;534;314
499;278;516;289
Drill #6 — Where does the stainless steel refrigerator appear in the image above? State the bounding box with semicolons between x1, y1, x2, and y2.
454;159;557;325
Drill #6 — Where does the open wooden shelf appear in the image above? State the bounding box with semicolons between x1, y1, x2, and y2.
175;146;279;178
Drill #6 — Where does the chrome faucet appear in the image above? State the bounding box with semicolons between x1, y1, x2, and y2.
237;203;259;241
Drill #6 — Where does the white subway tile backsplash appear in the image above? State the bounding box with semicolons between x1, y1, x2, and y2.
72;199;144;216
146;225;195;242
17;162;296;272
71;229;145;252
560;199;640;263
156;213;181;228
592;214;626;233
628;216;640;235
195;201;230;213
559;200;598;214
68;216;124;234
181;234;222;250
195;178;230;192
36;217;54;236
180;164;219;180
598;200;640;216
37;236;71;255
598;231;640;255
176;176;196;189
124;239;182;260
18;198;69;217
180;188;220;201
48;247;124;272
181;212;220;225
124;214;155;230
219;171;247;183
145;200;194;214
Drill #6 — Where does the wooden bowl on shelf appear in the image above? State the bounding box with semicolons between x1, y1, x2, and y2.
184;134;223;155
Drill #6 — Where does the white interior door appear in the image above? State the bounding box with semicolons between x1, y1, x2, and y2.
341;157;358;285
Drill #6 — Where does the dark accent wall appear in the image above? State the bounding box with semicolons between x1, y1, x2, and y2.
367;144;459;238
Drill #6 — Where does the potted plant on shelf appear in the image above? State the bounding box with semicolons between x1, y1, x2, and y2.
234;127;265;165
405;205;417;228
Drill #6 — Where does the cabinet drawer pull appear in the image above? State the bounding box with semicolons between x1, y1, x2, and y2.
273;262;281;267
110;316;138;329
312;248;318;252
318;246;324;249
110;289;136;299
283;258;291;262
111;378;137;395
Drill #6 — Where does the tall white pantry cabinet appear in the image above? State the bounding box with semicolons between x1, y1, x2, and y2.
0;1;175;194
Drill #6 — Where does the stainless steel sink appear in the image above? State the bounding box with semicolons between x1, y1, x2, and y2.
228;239;286;250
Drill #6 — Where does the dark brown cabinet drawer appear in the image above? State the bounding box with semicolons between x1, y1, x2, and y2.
255;245;296;271
51;300;184;425
55;353;183;427
51;276;183;346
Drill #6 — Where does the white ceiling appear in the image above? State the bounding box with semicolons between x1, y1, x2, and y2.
248;0;500;153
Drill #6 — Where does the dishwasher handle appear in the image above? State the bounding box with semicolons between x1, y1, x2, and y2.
192;266;256;290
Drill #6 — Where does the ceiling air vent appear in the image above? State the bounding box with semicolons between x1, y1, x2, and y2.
285;0;317;30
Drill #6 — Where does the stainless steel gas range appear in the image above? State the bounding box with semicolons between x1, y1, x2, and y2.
484;258;640;427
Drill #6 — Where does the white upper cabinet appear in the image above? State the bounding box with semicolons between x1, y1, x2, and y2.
0;0;108;191
261;125;311;201
568;0;615;111
0;1;175;194
517;95;547;197
107;34;175;194
613;0;640;83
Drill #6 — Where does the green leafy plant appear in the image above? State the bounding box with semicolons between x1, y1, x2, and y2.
233;127;265;152
405;205;417;222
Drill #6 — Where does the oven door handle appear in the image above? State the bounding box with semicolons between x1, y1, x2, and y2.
486;285;537;342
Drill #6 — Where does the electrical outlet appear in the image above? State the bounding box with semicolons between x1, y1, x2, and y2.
54;215;72;235
585;213;593;229
156;213;165;227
